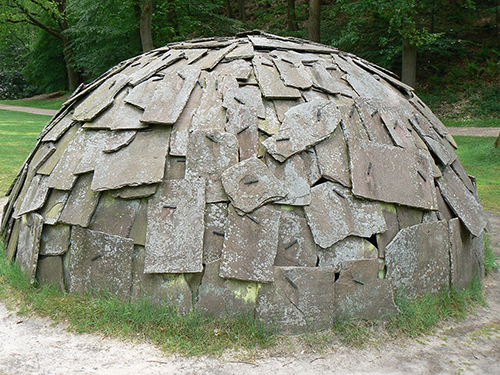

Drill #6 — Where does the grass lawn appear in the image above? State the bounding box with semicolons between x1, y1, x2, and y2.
0;98;66;111
0;110;51;196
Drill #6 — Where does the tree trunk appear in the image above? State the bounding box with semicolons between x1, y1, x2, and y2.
238;0;246;22
140;0;154;52
225;0;234;18
309;0;321;43
402;38;417;87
61;35;81;91
287;0;298;32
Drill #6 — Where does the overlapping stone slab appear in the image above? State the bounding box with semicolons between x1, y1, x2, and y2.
256;266;336;333
354;99;394;145
263;99;342;162
16;175;50;217
203;203;228;263
437;166;487;237
214;59;252;81
270;50;313;90
221;157;287;213
225;41;254;60
376;203;400;257
185;130;239;203
140;65;201;125
39;224;70;256
219;204;280;282
275;208;317;267
385;221;450;296
258;100;281;135
315;127;351;187
252;54;301;99
195;42;238;70
91;127;170;191
29;142;57;172
128;49;184;86
318;236;377;270
307;61;356;97
38;189;69;225
58;173;100;227
223;85;265;119
334;259;398;320
41;115;76;142
36;255;64;290
37;125;79;176
448;218;478;289
304;182;386;249
165;156;186;180
67;226;134;298
16;213;44;281
249;34;337;54
349;138;438;210
190;72;226;131
144;178;205;274
110;184;157;199
225;106;259;161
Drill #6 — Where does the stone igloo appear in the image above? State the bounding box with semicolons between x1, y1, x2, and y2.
1;32;488;332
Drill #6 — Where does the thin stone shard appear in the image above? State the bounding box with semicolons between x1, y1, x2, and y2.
195;42;238;70
271;51;313;89
37;126;79;176
42;115;76;142
58;173;100;227
316;127;351;187
318;236;377;270
38;190;69;225
223;85;265;119
16;175;50;217
190;72;226;131
16;213;44;281
252;54;301;99
249;34;337;54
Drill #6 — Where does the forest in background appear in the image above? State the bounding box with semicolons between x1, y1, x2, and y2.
0;0;499;120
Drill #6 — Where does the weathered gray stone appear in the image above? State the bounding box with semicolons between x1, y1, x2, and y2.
110;184;157;200
88;192;140;238
37;126;79;176
225;106;259;161
385;221;450;296
354;99;394;145
225;42;254;60
307;61;356;97
318;236;377;270
185;130;239;203
334;259;398;320
376;203;399;257
73;130;107;175
223;85;265;119
195;42;238;70
16;212;44;281
59;173;100;227
73;73;129;122
265;153;311;206
203;203;228;263
144;178;205;273
196;261;258;317
301;148;322;186
41;115;76;142
84;88;147;130
273;98;304;122
67;226;135;299
305;182;387;249
102;131;137;153
436;189;455;221
165;156;186;180
258;99;281;135
248;35;337;54
448;218;478;289
190;72;226;131
128;199;148;246
16;175;50;217
437;166;487;237
379;108;417;149
263;99;341;162
397;205;424;229
29;142;57;172
219;205;280;282
128;49;184;85
315;127;351;187
39;224;70;256
275;208;317;267
130;246;193;314
91;127;170;191
38;189;69;225
214;59;252;80
349;138;438;210
140;65;201;125
36;255;65;290
221;157;287;213
256;266;336;333
252;54;301;99
124;76;161;110
6;219;20;262
271;51;313;89
451;159;477;196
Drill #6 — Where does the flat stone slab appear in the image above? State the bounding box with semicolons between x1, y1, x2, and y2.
252;54;301;99
256;266;336;333
223;85;265;119
248;35;337;54
262;99;341;162
190;72;226;132
41;115;76;142
140;65;201;125
73;73;129;122
196;261;258;317
185;130;239;203
377;203;400;257
16;175;50;217
16;213;44;281
36;255;64;290
349;138;438;210
221;157;287;213
165;156;186;180
67;226;134;298
144;178;205;274
316;127;351;187
437;166;487;237
91;127;170;191
354;99;394;145
195;42;238;70
258;99;281;135
59;173;100;227
128;49;184;85
274;208;317;267
203;203;229;263
225;105;259;161
270;51;313;89
385;221;450;297
38;189;69;225
334;259;398;320
37;125;79;176
214;59;252;80
225;42;254;60
110;184;158;200
449;218;479;289
318;236;377;270
39;224;70;256
307;61;356;96
304;182;387;249
29;142;57;172
219;204;280;282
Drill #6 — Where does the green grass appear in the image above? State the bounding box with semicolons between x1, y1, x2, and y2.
444;118;500;128
0;98;66;111
0;110;50;196
454;136;500;212
484;236;499;275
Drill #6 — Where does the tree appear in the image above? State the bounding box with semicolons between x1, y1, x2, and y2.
309;0;321;42
140;0;154;52
287;0;299;31
1;0;82;90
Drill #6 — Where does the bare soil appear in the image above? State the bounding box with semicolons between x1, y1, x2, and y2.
0;203;499;374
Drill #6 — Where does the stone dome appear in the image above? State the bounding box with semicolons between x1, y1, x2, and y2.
1;32;488;332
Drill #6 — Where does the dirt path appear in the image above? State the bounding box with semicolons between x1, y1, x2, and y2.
447;127;500;137
1;207;499;374
0;104;57;117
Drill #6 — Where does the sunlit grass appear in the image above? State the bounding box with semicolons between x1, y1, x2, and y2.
0;98;66;111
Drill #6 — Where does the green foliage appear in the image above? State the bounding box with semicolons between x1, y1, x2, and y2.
484;236;499;275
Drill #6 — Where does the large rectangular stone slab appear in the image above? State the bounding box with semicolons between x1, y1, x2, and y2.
262;99;341;162
315;127;351;187
304;182;387;249
144;178;205;273
256;266;336;333
307;61;356;97
140;65;201;125
249;35;337;54
91;127;170;191
16;175;50;217
36;255;65;291
385;221;450;296
67;226;135;299
58;173;100;227
41;115;76;142
219;204;280;282
190;72;226;132
37;126;79;176
318;236;377;270
270;51;313;90
449;218;480;289
39;224;70;256
437;166;487;237
16;213;44;281
225;106;259;161
349;138;438;210
225;41;254;60
252;54;301;99
185;130;239;203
